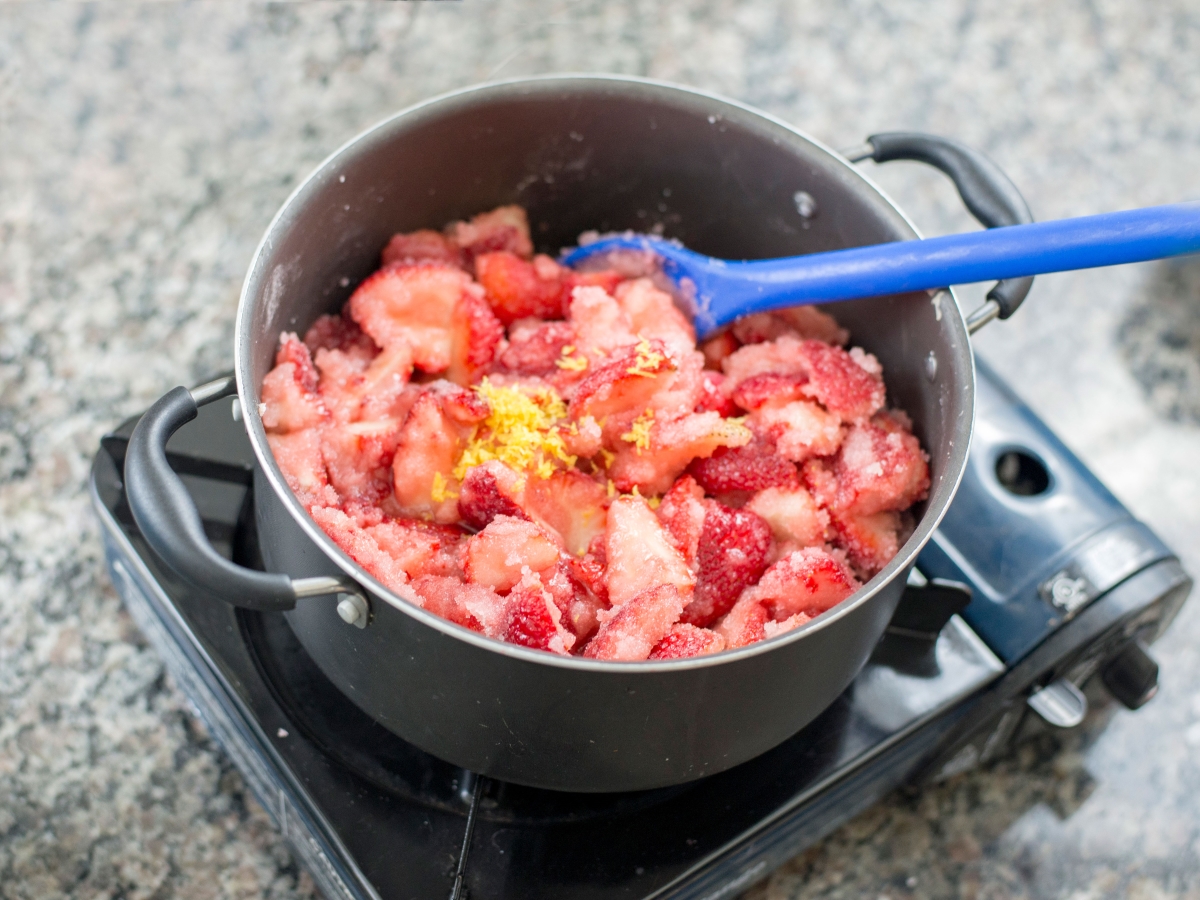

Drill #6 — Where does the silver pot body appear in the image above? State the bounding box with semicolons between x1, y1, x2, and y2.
235;76;973;792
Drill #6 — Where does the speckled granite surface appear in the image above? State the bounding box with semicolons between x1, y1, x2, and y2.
2;3;1199;899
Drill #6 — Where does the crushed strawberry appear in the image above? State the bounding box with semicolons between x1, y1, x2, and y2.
264;204;929;657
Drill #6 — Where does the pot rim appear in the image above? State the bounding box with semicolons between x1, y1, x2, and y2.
234;72;975;673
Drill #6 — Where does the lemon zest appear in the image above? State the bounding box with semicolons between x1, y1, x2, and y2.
430;471;458;503
620;408;655;453
452;379;576;483
598;448;615;469
626;336;667;378
556;344;590;373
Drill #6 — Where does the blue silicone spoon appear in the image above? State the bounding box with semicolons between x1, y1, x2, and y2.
562;202;1200;339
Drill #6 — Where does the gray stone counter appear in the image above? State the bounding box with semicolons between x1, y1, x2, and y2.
2;3;1198;898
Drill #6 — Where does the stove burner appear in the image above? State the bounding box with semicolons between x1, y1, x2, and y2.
92;358;1190;900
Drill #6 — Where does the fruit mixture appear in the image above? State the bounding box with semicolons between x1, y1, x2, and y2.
262;205;930;661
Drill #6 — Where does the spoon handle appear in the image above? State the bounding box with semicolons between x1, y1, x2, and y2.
708;201;1200;328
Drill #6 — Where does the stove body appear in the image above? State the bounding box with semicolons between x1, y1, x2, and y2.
92;359;1190;900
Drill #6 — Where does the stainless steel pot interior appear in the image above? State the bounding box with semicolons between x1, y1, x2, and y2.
232;75;974;790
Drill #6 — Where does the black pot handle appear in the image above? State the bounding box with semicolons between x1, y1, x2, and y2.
844;131;1034;330
124;376;367;618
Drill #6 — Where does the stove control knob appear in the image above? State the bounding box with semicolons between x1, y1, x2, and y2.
1027;678;1087;728
1100;640;1159;710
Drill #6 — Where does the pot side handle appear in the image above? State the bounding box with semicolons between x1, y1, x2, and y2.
844;131;1035;330
124;378;362;612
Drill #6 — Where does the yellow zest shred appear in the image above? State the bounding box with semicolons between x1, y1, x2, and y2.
626;336;667;378
598;448;615;469
620;408;655;453
647;495;662;510
452;378;577;483
430;471;458;503
606;478;616;498
719;415;754;445
555;344;589;373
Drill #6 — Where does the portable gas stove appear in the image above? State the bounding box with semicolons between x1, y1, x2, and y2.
91;358;1191;900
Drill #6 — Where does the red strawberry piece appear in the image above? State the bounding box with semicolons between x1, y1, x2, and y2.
275;331;319;393
681;502;773;627
714;592;769;649
648;623;727;659
447;205;534;262
498;319;576;376
522;469;609;557
542;558;606;642
457;462;528;531
261;333;327;434
267;430;337;509
567;339;676;422
381;229;465;269
830;508;902;577
687;440;798;494
832;416;930;515
304;311;379;360
504;573;574;655
699;331;740;370
603;496;695;607
743;547;860;621
731;306;848;346
696;370;738;416
475;251;570;323
447;290;505;386
464;515;561;593
796;340;885;422
407;574;486;633
583;584;688;661
348;262;478;373
731;373;809;412
656;475;707;565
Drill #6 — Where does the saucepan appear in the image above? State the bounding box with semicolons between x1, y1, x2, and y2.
122;75;1034;792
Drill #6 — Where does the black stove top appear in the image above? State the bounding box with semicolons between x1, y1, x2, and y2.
92;359;1191;900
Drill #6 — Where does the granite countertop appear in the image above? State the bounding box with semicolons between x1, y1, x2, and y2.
2;3;1199;898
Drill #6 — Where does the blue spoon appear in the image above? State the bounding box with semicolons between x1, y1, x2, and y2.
562;202;1200;339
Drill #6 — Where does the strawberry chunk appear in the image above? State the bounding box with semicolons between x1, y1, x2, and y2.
741;547;860;621
261;333;327;434
447;204;534;262
604;496;695;606
457;461;528;531
447;290;504;386
656;475;707;566
648;623;727;659
752;399;843;463
522;469;609;557
700;331;740;371
348;262;481;373
541;559;606;643
613;278;696;359
309;505;415;596
304;311;379;361
498;319;576;376
731;306;848;346
267;430;338;509
584;584;688;661
463;515;560;592
722;334;810;387
832;415;930;515
365;518;464;580
504;570;575;655
745;485;829;548
731;373;808;412
687;440;798;495
831;508;903;577
382;229;465;269
696;370;738;416
762;612;812;639
714;592;769;649
567;339;676;422
608;410;753;496
567;285;639;359
391;383;489;523
411;575;508;636
475;251;571;323
796;341;885;422
681;502;772;627
320;420;401;505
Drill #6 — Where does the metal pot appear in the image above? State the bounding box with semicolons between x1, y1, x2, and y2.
123;75;1032;792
